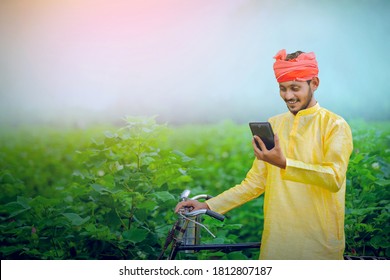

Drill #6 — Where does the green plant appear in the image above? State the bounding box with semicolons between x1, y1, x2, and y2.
1;117;193;259
344;122;390;257
1;119;388;259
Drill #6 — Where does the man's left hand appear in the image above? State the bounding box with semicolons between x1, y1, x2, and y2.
252;134;286;169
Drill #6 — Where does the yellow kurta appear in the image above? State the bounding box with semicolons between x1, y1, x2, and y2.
206;103;353;260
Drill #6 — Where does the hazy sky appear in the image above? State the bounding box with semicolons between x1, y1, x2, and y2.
0;0;389;125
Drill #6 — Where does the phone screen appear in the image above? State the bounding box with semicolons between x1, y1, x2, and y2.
249;122;275;151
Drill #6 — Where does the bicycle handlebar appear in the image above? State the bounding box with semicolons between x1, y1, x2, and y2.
205;209;225;221
182;209;225;222
190;194;214;201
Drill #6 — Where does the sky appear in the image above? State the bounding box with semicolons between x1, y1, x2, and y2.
0;0;389;125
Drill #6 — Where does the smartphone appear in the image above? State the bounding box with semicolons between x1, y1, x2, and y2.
249;122;275;151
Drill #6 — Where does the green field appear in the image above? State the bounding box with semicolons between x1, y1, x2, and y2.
1;117;389;259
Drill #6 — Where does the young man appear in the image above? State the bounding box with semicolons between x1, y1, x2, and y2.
175;49;353;260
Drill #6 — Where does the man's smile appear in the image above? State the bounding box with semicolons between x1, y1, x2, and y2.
286;99;298;104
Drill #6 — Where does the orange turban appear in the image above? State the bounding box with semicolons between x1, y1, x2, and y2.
273;49;319;83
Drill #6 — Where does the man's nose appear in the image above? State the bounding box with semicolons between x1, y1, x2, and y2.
284;90;295;100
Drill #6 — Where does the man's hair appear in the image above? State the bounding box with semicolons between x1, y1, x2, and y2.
285;51;304;61
286;50;311;84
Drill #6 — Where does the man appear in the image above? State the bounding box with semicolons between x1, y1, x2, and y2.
175;49;353;260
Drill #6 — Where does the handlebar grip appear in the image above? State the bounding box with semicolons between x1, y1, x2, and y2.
205;210;225;221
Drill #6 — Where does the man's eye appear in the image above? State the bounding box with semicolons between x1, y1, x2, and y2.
291;87;300;91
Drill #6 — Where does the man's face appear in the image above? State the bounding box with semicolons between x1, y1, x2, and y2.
279;79;318;115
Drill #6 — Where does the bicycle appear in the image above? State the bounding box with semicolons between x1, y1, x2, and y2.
158;189;260;260
159;190;389;260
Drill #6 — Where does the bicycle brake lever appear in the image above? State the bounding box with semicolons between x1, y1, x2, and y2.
180;189;191;201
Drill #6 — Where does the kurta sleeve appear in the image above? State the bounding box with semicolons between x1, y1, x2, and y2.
206;159;267;214
281;119;353;193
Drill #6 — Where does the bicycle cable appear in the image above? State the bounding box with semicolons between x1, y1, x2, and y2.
178;212;216;238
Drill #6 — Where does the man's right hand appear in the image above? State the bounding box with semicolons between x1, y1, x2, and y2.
174;200;210;213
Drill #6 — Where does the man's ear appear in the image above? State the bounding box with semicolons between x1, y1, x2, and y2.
311;77;320;91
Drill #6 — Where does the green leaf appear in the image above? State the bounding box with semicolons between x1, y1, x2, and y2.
224;224;243;230
91;183;121;194
138;200;158;211
122;228;148;243
100;174;115;187
375;179;390;186
91;183;113;194
173;150;193;162
207;238;225;244
152;191;175;202
3;201;30;218
369;235;388;249
0;246;21;256
62;213;90;226
16;196;31;209
0;172;15;184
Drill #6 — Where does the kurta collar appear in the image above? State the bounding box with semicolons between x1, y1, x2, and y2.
295;102;321;117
